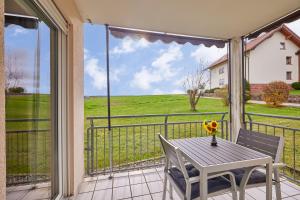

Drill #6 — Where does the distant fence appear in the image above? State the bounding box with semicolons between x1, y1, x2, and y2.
85;112;229;175
6;118;50;186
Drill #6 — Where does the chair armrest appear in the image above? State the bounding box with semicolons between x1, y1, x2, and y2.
189;176;200;184
273;163;286;168
188;171;236;183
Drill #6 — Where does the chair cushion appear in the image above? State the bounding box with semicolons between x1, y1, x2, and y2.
168;164;231;199
230;169;266;186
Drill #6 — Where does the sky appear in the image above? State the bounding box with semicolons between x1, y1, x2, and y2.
83;25;227;96
4;19;300;96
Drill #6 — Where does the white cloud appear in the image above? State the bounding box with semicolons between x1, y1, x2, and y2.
111;37;150;54
130;45;183;90
152;45;183;79
190;44;227;64
85;57;107;90
286;19;300;36
130;66;161;90
13;27;28;36
84;49;122;90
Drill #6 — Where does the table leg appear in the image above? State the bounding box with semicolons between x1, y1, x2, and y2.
200;171;207;200
266;162;273;200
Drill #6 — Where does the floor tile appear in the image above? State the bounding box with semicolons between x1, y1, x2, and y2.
112;186;131;200
151;191;180;200
113;172;129;178
95;179;113;190
113;176;130;187
147;181;164;193
6;190;29;200
129;170;143;176
84;176;98;182
132;194;152;200
78;181;96;193
130;183;149;197
97;174;111;180
93;189;112;200
129;174;146;185
157;170;164;180
144;172;161;182
76;192;93;200
142;168;156;174
22;188;50;200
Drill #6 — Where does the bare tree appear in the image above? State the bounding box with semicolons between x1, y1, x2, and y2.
183;60;209;111
5;49;25;93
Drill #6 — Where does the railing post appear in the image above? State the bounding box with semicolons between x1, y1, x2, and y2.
221;113;226;139
164;115;169;139
109;129;113;178
246;113;253;131
86;127;90;175
90;119;95;174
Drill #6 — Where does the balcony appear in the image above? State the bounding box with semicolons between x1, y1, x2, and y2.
6;167;300;200
2;1;300;199
7;112;300;200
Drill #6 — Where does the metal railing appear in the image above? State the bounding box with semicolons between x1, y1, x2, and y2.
85;112;229;175
6;118;50;186
245;112;300;184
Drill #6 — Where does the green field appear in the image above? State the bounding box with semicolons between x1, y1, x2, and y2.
291;90;300;95
5;94;300;182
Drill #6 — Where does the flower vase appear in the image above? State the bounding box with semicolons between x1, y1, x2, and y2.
211;135;217;146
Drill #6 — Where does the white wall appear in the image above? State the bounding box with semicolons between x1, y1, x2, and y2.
210;62;228;89
249;32;299;84
209;31;300;87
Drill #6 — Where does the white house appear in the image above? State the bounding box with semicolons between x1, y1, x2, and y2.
208;25;300;93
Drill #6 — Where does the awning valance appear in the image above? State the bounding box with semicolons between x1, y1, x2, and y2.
247;9;300;39
5;14;38;29
109;26;227;48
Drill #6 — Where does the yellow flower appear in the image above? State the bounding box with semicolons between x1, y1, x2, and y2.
202;120;218;135
210;120;218;130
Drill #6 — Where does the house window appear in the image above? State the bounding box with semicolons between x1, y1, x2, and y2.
286;56;292;65
280;42;286;50
286;71;292;80
219;78;224;86
219;67;224;74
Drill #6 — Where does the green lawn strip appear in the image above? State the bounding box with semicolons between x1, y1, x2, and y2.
290;90;300;95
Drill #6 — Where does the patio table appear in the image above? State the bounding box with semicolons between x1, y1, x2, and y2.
170;137;273;200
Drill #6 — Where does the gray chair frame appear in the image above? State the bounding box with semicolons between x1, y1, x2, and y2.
158;134;238;200
235;129;285;200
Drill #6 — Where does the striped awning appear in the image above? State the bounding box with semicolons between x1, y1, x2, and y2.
109;26;227;48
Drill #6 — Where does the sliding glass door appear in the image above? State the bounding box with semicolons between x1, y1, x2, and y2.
5;1;60;199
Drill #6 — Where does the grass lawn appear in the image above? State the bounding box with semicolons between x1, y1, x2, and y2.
290;90;300;95
5;94;300;180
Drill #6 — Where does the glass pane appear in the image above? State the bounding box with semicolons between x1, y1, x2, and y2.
5;1;58;199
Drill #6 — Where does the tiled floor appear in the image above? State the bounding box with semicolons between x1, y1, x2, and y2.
6;167;300;200
76;167;300;200
6;182;51;200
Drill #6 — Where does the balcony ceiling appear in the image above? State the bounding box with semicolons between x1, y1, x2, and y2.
74;0;300;39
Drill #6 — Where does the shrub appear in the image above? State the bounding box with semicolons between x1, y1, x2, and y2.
262;81;290;106
204;87;220;93
215;86;229;106
7;87;25;94
291;82;300;90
